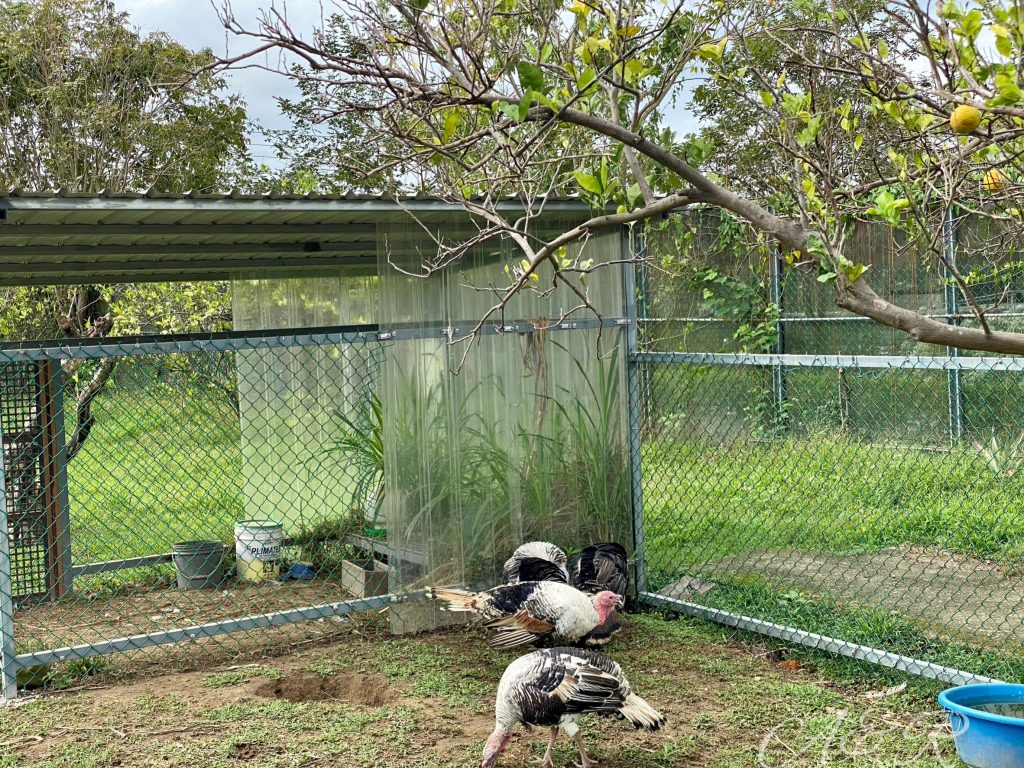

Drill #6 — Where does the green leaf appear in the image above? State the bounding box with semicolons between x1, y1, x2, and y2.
576;67;598;92
988;71;1024;105
996;33;1013;57
626;182;642;207
494;100;521;123
574;171;603;195
623;59;646;84
841;261;870;282
569;0;590;16
517;61;545;94
795;115;823;147
962;9;983;40
517;90;532;121
877;40;889;58
760;91;774;108
697;37;728;63
817;272;837;283
442;111;460;142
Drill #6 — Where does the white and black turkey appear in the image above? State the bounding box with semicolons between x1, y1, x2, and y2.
502;541;569;585
426;581;622;649
570;543;629;646
481;646;666;768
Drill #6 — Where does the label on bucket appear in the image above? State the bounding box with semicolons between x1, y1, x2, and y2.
240;541;281;561
235;521;283;582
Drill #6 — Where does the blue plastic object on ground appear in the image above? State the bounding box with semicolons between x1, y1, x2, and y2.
939;684;1024;768
282;562;315;581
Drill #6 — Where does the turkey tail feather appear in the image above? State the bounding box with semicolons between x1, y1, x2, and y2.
486;629;537;649
426;587;486;612
619;693;666;731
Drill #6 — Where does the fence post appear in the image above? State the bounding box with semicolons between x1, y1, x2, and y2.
0;426;18;701
768;243;788;422
635;241;653;430
39;361;73;598
943;209;964;443
624;225;646;596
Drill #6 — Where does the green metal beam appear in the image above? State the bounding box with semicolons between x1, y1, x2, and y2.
0;265;381;286
0;196;590;215
0;223;379;239
0;241;375;262
0;255;374;277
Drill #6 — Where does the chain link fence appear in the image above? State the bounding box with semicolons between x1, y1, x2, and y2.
0;330;400;694
633;212;1024;684
0;316;632;698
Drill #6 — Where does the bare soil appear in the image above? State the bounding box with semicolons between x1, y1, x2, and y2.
15;578;356;651
255;671;395;706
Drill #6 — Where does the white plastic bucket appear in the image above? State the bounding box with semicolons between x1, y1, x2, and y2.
234;520;283;581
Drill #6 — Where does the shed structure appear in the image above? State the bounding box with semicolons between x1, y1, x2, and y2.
0;192;633;696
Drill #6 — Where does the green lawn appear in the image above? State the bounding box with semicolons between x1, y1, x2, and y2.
67;381;245;566
63;377;362;573
641;435;1024;680
642;436;1024;581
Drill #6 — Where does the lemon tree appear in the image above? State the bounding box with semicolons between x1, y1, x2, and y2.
224;0;1024;354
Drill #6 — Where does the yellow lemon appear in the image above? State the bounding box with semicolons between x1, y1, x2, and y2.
983;168;1006;192
950;105;982;135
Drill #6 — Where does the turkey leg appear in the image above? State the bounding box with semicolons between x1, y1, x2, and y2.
531;726;558;768
572;732;597;768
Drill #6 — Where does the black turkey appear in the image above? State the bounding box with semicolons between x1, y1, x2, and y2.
571;543;629;646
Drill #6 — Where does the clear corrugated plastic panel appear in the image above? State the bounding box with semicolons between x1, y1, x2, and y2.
377;218;630;632
231;275;380;537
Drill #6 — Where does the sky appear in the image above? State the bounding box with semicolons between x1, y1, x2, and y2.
113;0;326;164
113;0;699;167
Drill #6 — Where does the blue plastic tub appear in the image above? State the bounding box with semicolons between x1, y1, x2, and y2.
939;684;1024;768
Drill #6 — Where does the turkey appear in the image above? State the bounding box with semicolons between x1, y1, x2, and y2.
481;646;666;768
571;543;629;646
426;581;622;649
509;556;569;585
503;541;568;585
571;543;629;596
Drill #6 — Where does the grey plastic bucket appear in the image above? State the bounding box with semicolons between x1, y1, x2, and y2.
172;541;225;590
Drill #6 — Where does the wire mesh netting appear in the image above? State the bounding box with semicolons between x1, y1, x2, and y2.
635;212;1024;683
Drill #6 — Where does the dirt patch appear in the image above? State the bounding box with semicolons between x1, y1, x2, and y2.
255;671;394;706
230;742;283;763
14;579;361;652
1;618;959;768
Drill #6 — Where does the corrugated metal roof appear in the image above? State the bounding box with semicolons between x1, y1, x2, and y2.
0;192;592;286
